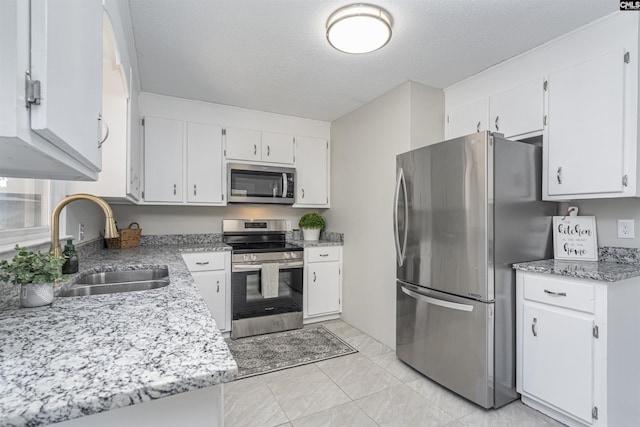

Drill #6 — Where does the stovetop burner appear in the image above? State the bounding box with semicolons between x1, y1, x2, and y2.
222;219;302;254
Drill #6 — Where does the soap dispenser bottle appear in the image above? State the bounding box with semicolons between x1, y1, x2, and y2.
62;238;79;274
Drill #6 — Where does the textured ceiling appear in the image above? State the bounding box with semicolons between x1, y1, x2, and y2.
128;0;619;121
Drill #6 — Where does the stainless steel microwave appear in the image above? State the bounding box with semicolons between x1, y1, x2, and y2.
227;163;296;204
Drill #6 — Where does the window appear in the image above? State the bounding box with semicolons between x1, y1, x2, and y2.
0;177;51;247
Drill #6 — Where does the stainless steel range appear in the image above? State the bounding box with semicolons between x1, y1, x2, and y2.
223;219;303;339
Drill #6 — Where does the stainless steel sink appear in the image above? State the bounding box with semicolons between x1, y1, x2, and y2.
59;267;170;297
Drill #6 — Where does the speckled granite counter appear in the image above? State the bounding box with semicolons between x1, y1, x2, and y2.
288;239;343;248
0;244;236;427
513;259;640;282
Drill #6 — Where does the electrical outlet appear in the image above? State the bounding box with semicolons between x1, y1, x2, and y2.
617;219;635;239
78;224;85;241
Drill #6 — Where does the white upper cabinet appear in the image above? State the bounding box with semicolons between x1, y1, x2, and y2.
445;13;639;201
68;14;139;202
0;0;103;180
295;136;329;207
30;0;104;170
489;79;544;139
261;131;294;164
447;80;544;141
142;117;225;205
187;122;224;204
225;127;294;164
224;127;261;161
446;99;489;140
143;116;184;203
546;50;626;198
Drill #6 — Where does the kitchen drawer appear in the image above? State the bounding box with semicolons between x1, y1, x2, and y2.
306;247;341;263
523;274;595;313
182;252;226;271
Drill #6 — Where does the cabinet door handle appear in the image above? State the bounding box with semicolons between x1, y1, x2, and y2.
476;121;481;132
267;145;270;156
544;289;567;297
216;284;220;293
193;184;197;196
556;167;562;184
494;116;499;131
253;144;257;156
313;272;317;282
301;188;305;199
98;113;109;148
195;261;210;265
532;317;537;337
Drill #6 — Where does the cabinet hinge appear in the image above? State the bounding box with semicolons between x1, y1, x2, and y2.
25;70;41;107
446;115;450;123
326;141;329;149
224;149;226;156
543;115;547;126
592;406;598;420
222;128;226;136
623;175;629;187
142;117;146;126
593;325;599;339
543;80;548;91
221;193;224;201
624;52;630;64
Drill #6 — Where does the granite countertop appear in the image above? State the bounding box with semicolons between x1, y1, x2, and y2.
288;239;343;248
0;244;236;427
513;259;640;282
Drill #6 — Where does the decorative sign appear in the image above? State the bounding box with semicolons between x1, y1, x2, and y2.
553;216;598;261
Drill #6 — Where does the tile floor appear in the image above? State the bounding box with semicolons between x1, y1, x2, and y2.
224;319;563;427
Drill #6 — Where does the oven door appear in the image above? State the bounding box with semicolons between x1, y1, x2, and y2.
231;260;303;320
228;163;295;204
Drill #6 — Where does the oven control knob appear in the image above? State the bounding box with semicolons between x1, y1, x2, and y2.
251;254;257;261
284;252;290;259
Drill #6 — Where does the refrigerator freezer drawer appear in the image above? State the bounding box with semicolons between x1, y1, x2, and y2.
396;281;495;408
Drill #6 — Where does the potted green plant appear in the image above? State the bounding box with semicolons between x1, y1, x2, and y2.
0;245;66;308
298;213;326;241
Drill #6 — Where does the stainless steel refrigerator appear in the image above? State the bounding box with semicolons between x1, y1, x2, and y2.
395;131;556;409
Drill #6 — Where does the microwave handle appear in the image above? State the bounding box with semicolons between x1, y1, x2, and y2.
282;173;288;198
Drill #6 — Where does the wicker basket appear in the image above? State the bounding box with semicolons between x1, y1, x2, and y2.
106;222;142;249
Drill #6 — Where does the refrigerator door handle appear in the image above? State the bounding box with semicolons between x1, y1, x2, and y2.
394;168;409;266
401;285;474;312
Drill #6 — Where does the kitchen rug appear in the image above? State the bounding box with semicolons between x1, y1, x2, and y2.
226;325;357;379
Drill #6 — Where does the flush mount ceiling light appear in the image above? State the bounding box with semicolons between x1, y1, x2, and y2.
326;4;393;54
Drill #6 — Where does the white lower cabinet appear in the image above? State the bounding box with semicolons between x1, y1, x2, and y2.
182;252;231;332
304;246;342;320
516;271;640;426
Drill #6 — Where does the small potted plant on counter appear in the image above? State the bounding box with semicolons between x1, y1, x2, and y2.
0;245;66;308
298;213;326;241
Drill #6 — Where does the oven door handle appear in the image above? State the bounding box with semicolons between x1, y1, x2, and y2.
232;260;303;273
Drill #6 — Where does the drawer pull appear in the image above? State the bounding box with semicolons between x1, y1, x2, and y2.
544;289;567;297
319;253;329;257
532;317;537;337
195;261;210;265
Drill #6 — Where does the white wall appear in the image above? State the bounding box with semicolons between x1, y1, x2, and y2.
573;199;640;248
110;204;321;235
410;81;445;150
139;92;331;138
326;81;444;349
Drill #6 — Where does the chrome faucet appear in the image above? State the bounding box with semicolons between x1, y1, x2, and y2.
49;194;119;257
